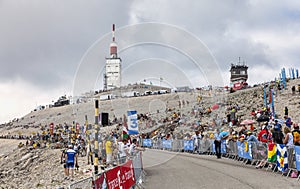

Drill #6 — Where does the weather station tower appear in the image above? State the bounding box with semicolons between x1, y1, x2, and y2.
103;24;122;90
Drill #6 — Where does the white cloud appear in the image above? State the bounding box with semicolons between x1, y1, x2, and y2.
1;0;300;123
0;78;68;123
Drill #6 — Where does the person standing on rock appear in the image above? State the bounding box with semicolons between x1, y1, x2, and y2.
65;144;78;180
284;107;288;116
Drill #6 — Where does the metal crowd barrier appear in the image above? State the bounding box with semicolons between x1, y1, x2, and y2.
141;138;300;180
68;151;145;189
69;177;93;189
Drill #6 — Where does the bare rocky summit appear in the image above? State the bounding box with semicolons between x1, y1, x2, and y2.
0;78;300;188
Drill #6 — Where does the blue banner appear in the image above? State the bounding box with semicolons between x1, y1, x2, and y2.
294;146;300;171
184;140;194;151
127;110;139;135
143;139;152;147
243;142;252;160
162;139;172;149
221;140;227;154
237;141;244;158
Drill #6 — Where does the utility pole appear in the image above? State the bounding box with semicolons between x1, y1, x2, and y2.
94;100;99;174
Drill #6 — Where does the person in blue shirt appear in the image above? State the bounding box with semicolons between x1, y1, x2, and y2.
284;116;292;128
214;129;222;159
246;131;259;143
274;120;282;131
65;144;78;180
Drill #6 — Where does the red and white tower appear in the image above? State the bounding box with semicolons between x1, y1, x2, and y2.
104;24;122;90
110;24;118;58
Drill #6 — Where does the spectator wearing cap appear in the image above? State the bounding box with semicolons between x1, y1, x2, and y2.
246;131;259;143
292;124;300;146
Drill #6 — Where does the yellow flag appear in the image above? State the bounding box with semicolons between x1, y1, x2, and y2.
244;141;248;152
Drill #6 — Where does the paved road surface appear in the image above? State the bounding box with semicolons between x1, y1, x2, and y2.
143;149;299;189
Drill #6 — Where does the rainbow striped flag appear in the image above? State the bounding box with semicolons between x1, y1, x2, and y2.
268;143;277;162
276;144;288;172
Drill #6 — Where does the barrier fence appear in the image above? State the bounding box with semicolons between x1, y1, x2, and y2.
68;151;145;189
142;138;300;180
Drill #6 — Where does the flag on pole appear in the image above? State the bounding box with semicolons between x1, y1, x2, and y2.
122;126;129;140
276;144;288;172
268;143;277;162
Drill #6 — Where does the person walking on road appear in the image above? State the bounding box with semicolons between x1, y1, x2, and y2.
65;144;78;180
214;129;222;159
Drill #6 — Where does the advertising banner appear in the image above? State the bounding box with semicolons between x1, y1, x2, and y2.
93;174;106;189
120;160;136;189
294;146;300;171
237;141;244;158
184;140;194;151
105;166;121;189
143;139;152;147
162;139;172;149
221;140;227;154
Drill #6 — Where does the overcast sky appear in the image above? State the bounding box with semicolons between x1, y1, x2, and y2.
1;0;300;123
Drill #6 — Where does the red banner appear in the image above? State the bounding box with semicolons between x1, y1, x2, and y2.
105;160;136;189
93;174;105;189
120;160;136;189
106;166;121;189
